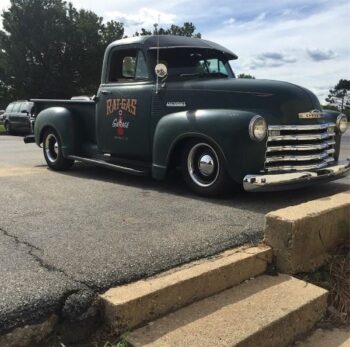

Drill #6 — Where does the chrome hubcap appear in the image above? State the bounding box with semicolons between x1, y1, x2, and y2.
198;154;215;177
187;143;220;187
45;133;59;163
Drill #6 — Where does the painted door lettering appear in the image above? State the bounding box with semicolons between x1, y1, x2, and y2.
106;98;137;116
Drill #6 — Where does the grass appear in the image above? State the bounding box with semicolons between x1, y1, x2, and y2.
298;239;350;326
61;340;130;347
0;123;4;133
44;334;132;347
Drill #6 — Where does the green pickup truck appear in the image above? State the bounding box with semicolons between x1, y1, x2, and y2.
25;35;349;196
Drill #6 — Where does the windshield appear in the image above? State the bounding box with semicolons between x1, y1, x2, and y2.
149;48;234;80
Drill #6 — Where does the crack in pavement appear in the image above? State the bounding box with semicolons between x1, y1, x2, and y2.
0;226;91;289
0;226;98;329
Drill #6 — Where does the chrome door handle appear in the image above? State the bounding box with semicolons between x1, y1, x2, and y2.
100;90;111;95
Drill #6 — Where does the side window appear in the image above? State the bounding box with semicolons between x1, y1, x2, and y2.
122;55;136;78
12;103;21;112
20;102;29;113
135;51;149;79
109;49;149;82
6;103;14;112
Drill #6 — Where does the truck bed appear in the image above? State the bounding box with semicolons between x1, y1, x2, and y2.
32;98;96;143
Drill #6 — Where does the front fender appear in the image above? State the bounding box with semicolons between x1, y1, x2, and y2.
34;107;78;157
152;109;266;183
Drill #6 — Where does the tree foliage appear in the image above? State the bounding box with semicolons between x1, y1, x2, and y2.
325;79;350;113
0;1;202;108
237;73;255;79
134;22;201;38
0;0;124;106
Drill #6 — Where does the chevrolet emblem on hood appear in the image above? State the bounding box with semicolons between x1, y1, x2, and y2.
298;109;323;119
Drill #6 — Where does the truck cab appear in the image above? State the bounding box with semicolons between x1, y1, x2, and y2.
28;35;350;196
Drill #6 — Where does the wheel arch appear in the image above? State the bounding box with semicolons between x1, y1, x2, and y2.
39;125;56;144
34;107;79;157
166;133;227;172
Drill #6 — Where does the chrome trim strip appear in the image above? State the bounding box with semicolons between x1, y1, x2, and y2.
325;157;336;163
67;155;149;176
265;151;332;163
266;141;335;152
268;122;335;131
243;160;350;192
268;132;335;142
265;161;330;172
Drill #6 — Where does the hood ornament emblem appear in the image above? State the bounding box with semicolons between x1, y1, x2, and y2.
298;109;323;119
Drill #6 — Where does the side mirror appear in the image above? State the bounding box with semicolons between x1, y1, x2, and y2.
155;63;168;79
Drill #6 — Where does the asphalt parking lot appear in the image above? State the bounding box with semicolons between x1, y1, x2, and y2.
0;132;349;334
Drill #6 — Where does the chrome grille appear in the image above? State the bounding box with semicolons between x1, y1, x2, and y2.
264;123;336;172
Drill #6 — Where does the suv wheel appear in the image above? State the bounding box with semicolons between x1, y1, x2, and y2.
181;140;231;197
43;129;74;171
5;121;12;135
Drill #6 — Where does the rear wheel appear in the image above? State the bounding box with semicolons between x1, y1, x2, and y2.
43;129;74;171
181;140;231;197
5;121;12;135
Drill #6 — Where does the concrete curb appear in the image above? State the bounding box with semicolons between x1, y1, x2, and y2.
127;275;328;347
264;191;350;274
100;245;272;334
0;315;57;347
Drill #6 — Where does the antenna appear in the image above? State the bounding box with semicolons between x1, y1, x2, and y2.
156;14;160;65
155;14;160;94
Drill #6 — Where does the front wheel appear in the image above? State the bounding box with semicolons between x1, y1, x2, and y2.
181;140;232;197
43;129;74;171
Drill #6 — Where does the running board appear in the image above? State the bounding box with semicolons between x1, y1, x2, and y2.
67;155;149;176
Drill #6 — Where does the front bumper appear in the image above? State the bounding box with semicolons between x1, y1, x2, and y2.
243;160;350;192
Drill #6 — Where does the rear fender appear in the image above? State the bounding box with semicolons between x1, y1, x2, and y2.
34;107;78;157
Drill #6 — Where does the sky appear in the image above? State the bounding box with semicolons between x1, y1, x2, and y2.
1;0;349;103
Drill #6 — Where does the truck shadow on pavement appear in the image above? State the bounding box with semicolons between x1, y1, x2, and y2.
56;162;350;216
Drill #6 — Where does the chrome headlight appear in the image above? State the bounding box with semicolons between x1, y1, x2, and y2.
336;114;348;134
249;115;267;142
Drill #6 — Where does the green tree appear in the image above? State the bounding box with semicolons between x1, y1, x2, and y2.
237;73;255;79
0;0;124;103
325;79;350;113
134;22;201;38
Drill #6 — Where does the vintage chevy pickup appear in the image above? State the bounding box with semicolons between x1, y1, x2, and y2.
25;35;349;196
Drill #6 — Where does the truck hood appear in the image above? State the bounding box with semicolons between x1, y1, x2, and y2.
165;78;323;125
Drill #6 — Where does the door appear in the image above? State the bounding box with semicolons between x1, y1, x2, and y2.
96;48;153;161
18;102;31;131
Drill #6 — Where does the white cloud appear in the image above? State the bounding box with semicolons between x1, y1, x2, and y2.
224;18;235;26
205;1;350;103
105;8;176;34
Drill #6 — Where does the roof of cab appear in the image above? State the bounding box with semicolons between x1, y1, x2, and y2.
106;35;238;60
